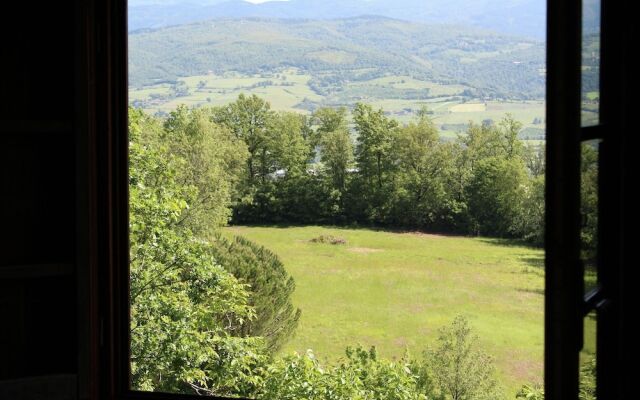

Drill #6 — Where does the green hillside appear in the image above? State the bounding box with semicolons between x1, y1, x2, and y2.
129;16;545;99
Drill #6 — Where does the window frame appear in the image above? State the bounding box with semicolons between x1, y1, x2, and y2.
88;0;630;399
546;0;629;398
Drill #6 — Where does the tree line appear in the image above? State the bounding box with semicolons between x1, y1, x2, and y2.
193;94;549;244
206;94;596;254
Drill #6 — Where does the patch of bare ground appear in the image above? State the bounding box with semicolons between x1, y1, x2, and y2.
393;336;409;347
503;352;543;382
347;247;383;254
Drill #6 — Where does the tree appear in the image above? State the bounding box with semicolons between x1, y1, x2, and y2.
466;157;528;236
269;111;313;177
426;316;501;400
128;109;266;396
580;143;598;261
211;94;275;184
392;112;454;228
319;127;354;218
209;235;302;352
353;103;398;189
517;174;545;245
162;105;249;233
497;114;524;159
312;107;349;145
523;143;545;178
352;103;399;222
459;121;505;169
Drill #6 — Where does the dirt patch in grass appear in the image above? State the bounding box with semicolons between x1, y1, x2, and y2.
347;247;383;254
393;336;409;347
503;354;543;383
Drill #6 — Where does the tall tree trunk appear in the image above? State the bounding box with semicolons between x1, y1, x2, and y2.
377;153;382;189
248;157;254;182
261;148;267;184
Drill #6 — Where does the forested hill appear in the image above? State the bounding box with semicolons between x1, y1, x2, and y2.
129;16;545;99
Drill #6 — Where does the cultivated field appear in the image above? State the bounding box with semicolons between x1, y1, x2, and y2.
129;69;546;141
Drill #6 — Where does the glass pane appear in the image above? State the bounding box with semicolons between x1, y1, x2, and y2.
129;1;547;398
581;0;601;126
581;312;597;399
581;140;599;294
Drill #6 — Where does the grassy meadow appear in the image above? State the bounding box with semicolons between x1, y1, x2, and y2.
224;225;550;395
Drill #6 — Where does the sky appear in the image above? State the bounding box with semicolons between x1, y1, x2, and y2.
244;0;289;3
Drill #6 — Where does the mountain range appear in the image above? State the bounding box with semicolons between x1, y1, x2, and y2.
129;0;548;38
129;16;545;99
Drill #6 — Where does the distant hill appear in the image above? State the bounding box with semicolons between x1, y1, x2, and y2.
129;0;548;38
129;16;545;99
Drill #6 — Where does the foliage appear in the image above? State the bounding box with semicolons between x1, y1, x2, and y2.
314;107;354;218
162;105;249;233
211;93;275;185
580;143;599;261
390;111;462;229
466;157;528;237
208;235;302;352
515;384;544;399
263;347;428;400
128;108;266;395
579;357;597;400
262;318;501;400
268;111;313;176
133;95;555;244
425;315;502;400
351;103;400;223
517;356;596;400
517;174;545;245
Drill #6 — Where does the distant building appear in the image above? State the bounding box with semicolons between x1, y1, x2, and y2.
268;169;287;180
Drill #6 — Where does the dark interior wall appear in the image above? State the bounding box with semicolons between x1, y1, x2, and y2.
0;0;78;384
0;2;635;400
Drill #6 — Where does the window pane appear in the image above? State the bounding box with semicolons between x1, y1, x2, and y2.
580;140;599;397
129;1;547;398
582;0;601;126
581;140;599;294
581;312;597;399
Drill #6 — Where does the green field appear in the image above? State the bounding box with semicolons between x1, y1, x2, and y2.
129;69;546;141
224;225;550;395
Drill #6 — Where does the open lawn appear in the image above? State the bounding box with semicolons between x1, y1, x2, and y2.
224;225;552;396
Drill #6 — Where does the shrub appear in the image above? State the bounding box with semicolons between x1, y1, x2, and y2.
310;234;347;245
425;315;502;400
210;235;301;353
